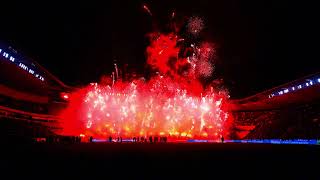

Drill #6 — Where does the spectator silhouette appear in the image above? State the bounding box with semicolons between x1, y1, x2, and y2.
160;137;164;143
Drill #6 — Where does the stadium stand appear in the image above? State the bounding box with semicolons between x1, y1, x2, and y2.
1;40;319;141
0;41;71;142
231;72;320;139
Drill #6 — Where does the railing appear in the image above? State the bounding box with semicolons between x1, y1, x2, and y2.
0;105;62;130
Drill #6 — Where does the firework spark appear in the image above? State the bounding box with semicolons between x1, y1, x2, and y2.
195;42;216;78
187;16;204;35
143;4;152;16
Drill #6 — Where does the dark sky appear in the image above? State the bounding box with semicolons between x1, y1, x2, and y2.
0;1;319;98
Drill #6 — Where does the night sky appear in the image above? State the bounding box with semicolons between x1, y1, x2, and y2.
0;1;318;98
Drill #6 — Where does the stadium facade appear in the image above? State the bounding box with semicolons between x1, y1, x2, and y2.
231;72;320;139
0;41;73;141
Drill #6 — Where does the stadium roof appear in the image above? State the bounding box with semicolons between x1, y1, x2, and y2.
231;72;320;111
0;41;73;92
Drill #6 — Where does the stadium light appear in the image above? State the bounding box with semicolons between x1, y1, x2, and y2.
318;78;320;83
3;52;9;58
9;56;15;62
29;69;34;74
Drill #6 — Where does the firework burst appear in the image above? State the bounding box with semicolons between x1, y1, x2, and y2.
187;16;204;35
59;8;232;140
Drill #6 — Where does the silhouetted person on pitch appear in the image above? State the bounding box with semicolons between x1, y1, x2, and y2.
221;136;224;143
117;137;120;142
133;137;136;142
109;136;112;143
149;136;153;143
120;137;122;143
89;136;93;143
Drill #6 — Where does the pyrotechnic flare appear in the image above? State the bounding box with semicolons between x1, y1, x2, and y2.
114;63;119;80
60;76;230;139
112;72;115;86
143;4;152;16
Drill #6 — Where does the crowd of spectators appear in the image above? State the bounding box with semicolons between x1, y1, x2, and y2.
0;94;49;114
233;102;320;139
0;116;57;143
33;135;169;144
